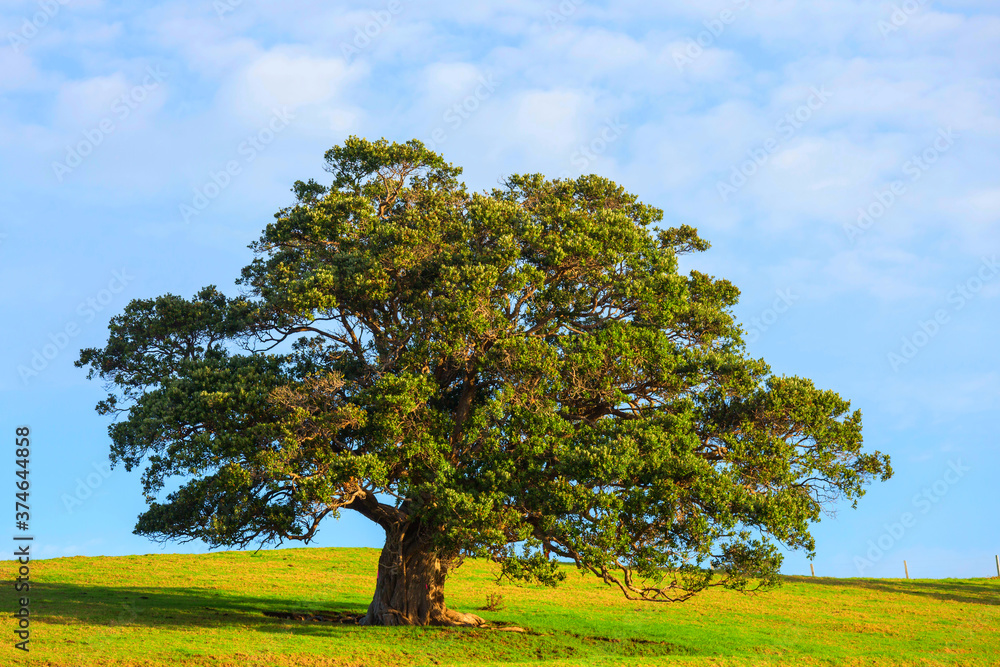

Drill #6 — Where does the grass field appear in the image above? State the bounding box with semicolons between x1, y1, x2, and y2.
2;547;998;666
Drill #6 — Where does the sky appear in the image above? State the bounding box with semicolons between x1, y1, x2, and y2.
1;0;998;580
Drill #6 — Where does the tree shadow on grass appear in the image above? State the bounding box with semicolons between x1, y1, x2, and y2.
784;576;1000;607
28;581;370;635
24;581;695;661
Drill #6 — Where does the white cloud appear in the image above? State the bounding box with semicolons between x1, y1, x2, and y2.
951;187;1000;224
54;73;131;127
0;48;38;92
226;47;365;117
822;247;938;300
509;88;589;159
420;62;486;101
565;28;647;73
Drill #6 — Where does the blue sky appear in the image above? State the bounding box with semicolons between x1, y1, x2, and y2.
1;0;997;580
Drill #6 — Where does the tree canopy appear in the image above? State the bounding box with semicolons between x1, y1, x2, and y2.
77;136;891;626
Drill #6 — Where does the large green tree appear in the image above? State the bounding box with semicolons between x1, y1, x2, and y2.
77;137;890;626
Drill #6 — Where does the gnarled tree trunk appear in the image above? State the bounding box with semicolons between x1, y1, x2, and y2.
360;522;486;626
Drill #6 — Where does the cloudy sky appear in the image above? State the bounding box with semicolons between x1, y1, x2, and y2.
2;0;998;579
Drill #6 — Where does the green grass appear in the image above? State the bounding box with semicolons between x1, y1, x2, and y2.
2;547;998;665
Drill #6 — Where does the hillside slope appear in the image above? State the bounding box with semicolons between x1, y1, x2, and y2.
2;547;998;666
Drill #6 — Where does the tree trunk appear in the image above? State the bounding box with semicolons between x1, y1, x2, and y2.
359;522;486;627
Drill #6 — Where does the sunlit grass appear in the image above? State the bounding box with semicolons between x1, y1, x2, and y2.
2;547;997;665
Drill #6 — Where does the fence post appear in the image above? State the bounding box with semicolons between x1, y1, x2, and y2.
810;563;815;577
904;560;909;580
995;554;999;578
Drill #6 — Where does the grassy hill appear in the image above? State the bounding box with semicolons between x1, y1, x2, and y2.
2;547;998;666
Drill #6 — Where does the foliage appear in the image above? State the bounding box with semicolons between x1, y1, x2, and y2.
77;136;891;605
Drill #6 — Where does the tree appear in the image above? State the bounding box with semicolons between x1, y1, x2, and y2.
77;136;891;626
